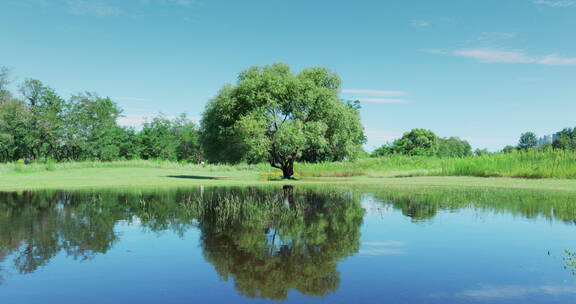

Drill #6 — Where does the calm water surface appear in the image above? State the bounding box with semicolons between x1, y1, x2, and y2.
1;186;575;303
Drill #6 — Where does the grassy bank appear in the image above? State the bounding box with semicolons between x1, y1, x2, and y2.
2;150;575;179
1;150;576;191
0;159;268;174
1;165;576;192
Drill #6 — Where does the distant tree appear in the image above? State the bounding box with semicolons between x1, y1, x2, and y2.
553;128;576;151
200;63;365;178
19;79;67;160
501;145;516;153
474;148;489;156
139;116;179;160
112;126;140;160
65;93;122;160
0;99;32;161
437;137;472;157
517;132;538;150
357;148;370;159
138;114;201;162
536;142;553;152
173;114;202;162
0;67;11;103
393;128;439;156
370;143;396;157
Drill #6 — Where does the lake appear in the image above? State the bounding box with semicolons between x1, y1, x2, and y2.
1;186;575;303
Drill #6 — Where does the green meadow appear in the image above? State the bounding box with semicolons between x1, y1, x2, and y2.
2;151;576;192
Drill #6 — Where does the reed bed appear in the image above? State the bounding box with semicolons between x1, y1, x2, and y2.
294;150;576;179
435;150;576;179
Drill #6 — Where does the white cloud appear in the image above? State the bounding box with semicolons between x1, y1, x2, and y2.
139;0;195;7
430;48;576;66
411;19;431;27
170;0;194;6
63;0;197;17
453;48;534;63
517;77;544;82
535;0;576;7
117;112;182;127
539;54;576;65
117;113;150;127
470;32;516;43
357;98;410;103
66;0;122;16
343;89;410;103
359;248;405;255
359;240;407;256
365;130;400;142
342;89;407;96
363;241;406;247
457;285;576;299
112;96;151;102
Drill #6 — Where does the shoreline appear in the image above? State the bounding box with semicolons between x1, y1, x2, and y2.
1;167;576;192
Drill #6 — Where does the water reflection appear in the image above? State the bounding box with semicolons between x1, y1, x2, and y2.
366;187;576;224
0;191;119;275
0;186;364;299
1;186;576;301
197;186;364;300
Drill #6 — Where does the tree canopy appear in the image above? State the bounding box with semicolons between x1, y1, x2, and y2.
553;127;576;151
200;63;365;178
395;128;439;156
437;137;472;157
371;128;439;157
517;132;538;150
0;68;202;163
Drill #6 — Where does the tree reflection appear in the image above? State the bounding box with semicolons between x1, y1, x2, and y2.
2;185;574;300
564;249;576;275
370;187;576;224
0;186;364;301
0;191;119;275
0;190;198;276
195;186;364;300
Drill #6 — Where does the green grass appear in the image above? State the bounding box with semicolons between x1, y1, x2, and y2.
294;155;443;177
435;150;576;179
0;159;268;174
294;150;576;179
2;151;576;192
1;165;576;192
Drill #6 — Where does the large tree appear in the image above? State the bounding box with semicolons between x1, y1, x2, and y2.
200;63;365;178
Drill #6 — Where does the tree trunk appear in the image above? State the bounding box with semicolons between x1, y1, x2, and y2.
268;145;295;179
281;160;294;179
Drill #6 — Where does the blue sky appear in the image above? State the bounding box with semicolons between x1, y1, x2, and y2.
1;0;575;151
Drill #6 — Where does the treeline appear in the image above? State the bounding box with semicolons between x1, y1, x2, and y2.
371;127;576;159
502;130;576;153
371;128;473;158
0;68;201;163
